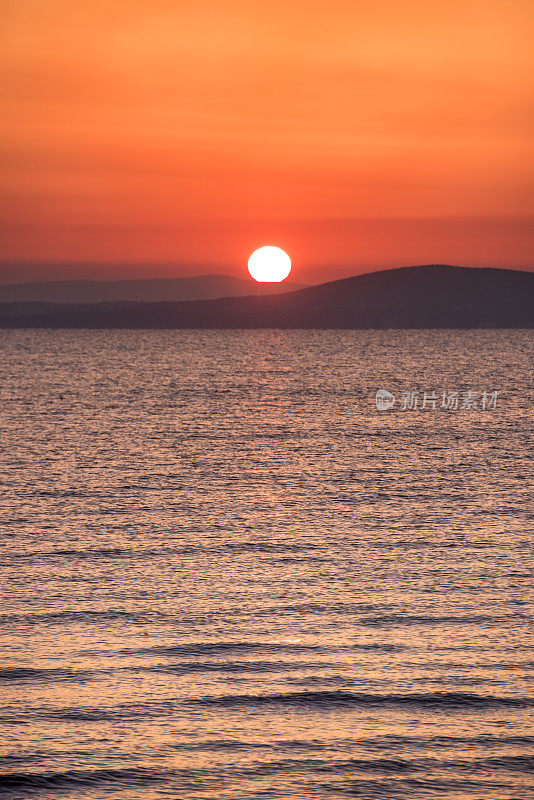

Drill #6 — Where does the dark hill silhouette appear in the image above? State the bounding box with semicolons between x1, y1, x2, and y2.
0;265;532;328
0;274;306;303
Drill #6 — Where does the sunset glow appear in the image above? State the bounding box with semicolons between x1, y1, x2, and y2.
0;0;533;283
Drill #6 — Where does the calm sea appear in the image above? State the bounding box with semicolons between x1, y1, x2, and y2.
0;329;532;800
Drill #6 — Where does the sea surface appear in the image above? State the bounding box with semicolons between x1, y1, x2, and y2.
0;329;532;800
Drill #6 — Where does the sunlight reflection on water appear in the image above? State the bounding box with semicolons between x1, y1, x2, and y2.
0;329;532;799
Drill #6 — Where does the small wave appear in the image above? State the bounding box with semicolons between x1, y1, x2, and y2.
141;641;316;656
358;613;529;625
192;690;534;710
139;659;332;675
129;640;404;657
212;756;420;777
2;546;183;562
169;732;534;753
0;609;167;626
2;699;180;724
270;601;390;614
0;667;94;684
3;540;323;563
478;755;534;772
0;767;166;794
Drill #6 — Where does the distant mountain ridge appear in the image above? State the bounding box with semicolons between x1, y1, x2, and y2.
0;265;532;328
0;274;307;303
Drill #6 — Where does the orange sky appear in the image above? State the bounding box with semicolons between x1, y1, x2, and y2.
1;0;533;283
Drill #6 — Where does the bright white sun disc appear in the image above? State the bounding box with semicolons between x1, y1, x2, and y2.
248;246;291;282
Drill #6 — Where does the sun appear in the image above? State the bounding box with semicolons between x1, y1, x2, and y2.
248;246;291;282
